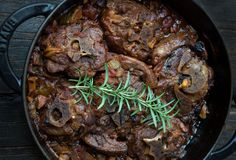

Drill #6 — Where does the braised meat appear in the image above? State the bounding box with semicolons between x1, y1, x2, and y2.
106;54;157;88
41;20;107;77
27;0;214;160
101;0;197;62
47;98;72;128
153;46;213;114
152;32;197;65
101;0;156;61
84;133;128;155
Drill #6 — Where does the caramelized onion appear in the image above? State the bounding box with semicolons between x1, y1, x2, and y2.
28;76;38;93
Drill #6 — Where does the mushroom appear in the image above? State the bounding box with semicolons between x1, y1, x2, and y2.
47;98;72;127
83;133;127;155
99;115;111;126
161;47;188;78
115;55;157;88
182;58;209;94
143;134;164;160
49;141;71;155
152;32;196;65
174;57;211;114
177;49;192;72
111;109;128;127
128;126;158;159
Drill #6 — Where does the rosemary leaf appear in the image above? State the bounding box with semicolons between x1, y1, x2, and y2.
150;109;157;128
125;99;131;110
131;109;140;116
69;63;179;132
164;100;179;115
157;99;175;109
160;116;166;133
138;101;142;111
98;94;107;109
118;97;124;113
101;64;109;87
79;90;89;104
141;115;152;123
124;71;131;89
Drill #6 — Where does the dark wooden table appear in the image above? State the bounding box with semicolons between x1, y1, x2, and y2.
0;0;236;159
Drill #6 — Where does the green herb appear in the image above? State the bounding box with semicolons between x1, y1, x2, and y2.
69;64;179;132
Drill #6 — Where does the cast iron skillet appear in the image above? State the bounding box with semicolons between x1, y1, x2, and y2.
0;0;236;159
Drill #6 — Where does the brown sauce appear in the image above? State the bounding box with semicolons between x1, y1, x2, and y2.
27;0;213;159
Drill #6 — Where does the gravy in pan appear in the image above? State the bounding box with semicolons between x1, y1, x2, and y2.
27;0;213;159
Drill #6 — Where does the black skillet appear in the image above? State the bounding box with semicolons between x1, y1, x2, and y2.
0;0;236;159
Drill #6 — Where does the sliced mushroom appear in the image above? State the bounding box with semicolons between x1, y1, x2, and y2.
182;58;209;94
83;133;127;155
111;112;122;127
71;146;96;160
114;55;157;88
127;126;158;159
42;124;74;136
152;32;196;65
174;57;212;114
47;98;71;127
143;134;164;160
160;47;187;78
153;47;192;94
50;141;71;155
111;109;128;127
177;49;192;72
99;115;111;126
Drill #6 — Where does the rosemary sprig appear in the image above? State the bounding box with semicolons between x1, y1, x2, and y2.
69;64;179;132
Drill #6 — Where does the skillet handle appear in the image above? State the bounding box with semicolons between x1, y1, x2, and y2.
207;87;236;160
208;131;236;160
234;86;236;105
0;3;55;93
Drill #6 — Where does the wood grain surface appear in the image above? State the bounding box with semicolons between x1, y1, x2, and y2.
0;0;236;160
